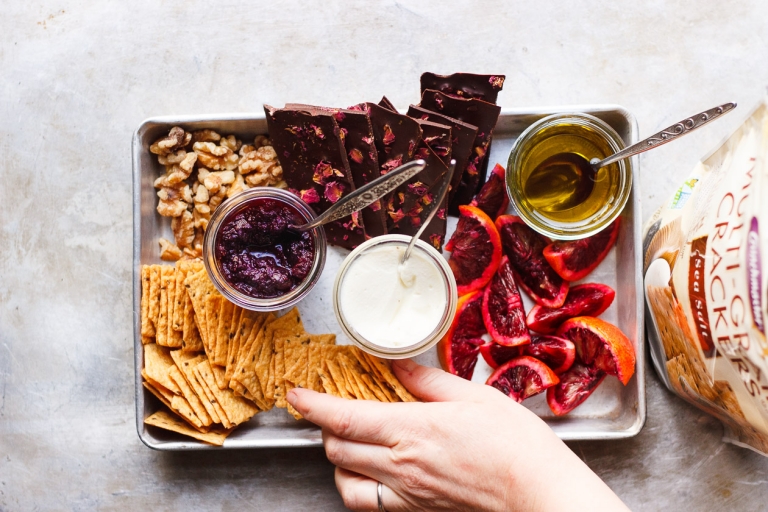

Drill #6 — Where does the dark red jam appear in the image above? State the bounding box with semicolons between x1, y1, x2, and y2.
215;198;315;299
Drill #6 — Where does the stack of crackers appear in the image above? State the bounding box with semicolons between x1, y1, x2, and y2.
139;260;416;445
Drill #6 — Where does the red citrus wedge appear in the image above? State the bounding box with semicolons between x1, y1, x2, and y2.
482;256;531;347
526;283;615;334
495;215;568;308
438;290;486;380
524;335;576;375
543;219;620;281
556;317;635;385
486;356;559;403
480;336;574;374
479;342;522;369
546;363;606;415
470;163;509;219
446;205;502;296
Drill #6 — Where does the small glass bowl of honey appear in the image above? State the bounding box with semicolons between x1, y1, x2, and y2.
506;113;632;240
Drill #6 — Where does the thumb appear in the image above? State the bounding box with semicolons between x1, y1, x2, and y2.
392;358;486;402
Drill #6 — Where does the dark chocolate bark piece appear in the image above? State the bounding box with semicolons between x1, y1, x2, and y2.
363;103;424;213
419;90;501;212
420;72;505;103
264;105;365;249
378;96;397;112
383;96;454;165
386;143;449;251
285;103;387;238
407;105;478;209
415;119;452;167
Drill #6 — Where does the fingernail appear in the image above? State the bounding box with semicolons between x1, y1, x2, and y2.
393;358;416;371
287;389;299;406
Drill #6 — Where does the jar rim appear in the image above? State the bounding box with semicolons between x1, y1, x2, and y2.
506;112;632;240
203;187;327;311
333;235;458;359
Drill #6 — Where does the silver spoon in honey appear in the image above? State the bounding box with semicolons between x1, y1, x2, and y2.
524;102;736;213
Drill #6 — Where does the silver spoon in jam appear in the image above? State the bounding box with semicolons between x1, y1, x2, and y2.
524;102;736;213
289;159;426;233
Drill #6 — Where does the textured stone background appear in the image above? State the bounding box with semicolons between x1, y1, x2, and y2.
2;1;768;510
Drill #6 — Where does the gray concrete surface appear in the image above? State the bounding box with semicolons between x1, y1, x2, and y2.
2;1;768;510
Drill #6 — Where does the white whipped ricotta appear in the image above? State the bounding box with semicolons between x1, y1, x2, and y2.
339;244;447;348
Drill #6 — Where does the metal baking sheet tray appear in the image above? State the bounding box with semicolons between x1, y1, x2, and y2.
133;105;645;450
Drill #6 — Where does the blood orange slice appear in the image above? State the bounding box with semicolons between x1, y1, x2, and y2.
495;215;568;308
482;256;531;346
480;336;574;374
438;290;486;380
486;356;559;403
446;205;502;296
543;219;620;281
479;342;522;369
546;363;606;415
526;283;615;334
556;317;635;385
524;335;576;375
470;163;509;219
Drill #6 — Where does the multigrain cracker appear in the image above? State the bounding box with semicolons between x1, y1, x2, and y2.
194;364;231;428
168;365;212;426
140;266;155;337
204;295;223;359
197;360;259;426
157;271;170;346
172;352;221;424
214;300;234;366
165;274;183;348
143;343;180;394
144;410;230;446
148;265;161;330
171;395;204;430
172;268;185;332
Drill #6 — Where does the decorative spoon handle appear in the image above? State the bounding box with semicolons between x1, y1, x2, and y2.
594;102;737;169
294;159;426;232
400;160;456;264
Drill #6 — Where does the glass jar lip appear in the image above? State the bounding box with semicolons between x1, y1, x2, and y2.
333;235;458;359
203;187;327;311
506;112;632;240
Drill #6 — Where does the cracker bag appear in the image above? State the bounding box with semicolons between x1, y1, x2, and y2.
644;96;768;454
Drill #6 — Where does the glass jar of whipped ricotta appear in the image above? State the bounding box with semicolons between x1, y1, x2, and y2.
333;235;458;359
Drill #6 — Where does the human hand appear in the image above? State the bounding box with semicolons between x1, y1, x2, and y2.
287;359;629;512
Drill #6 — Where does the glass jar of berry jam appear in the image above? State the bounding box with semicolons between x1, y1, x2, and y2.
203;187;327;311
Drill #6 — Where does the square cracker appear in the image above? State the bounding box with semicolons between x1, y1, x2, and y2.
318;365;339;396
339;354;376;401
224;307;245;382
230;310;265;380
214;300;235;366
324;356;352;399
156;271;170;346
196;360;259;426
364;354;417;402
172;267;185;332
165;275;183;348
148;265;161;330
143;343;180;394
172;352;221;424
168;364;212;426
204;295;223;360
184;270;216;351
232;326;271;411
194;365;231;428
171;394;204;429
145;410;230;446
140;266;155;337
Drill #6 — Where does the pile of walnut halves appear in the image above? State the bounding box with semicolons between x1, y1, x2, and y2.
149;126;286;260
